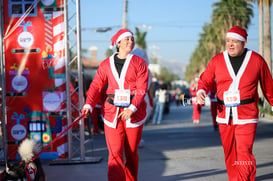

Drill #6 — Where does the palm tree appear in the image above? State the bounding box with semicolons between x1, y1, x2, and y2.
212;0;253;49
185;0;253;81
247;0;272;111
134;27;147;50
248;0;272;72
259;0;264;56
263;0;272;72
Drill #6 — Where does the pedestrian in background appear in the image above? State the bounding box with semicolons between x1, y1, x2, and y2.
209;80;218;131
190;77;202;125
196;26;273;181
81;29;149;181
174;87;182;106
152;83;167;124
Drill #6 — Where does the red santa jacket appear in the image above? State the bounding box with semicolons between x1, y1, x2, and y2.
84;53;149;128
197;49;273;125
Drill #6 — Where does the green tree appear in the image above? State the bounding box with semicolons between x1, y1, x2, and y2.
159;67;180;86
105;48;113;58
134;27;147;50
247;0;272;72
212;0;253;49
185;0;253;81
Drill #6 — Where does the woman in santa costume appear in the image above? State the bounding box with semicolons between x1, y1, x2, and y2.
81;29;149;181
196;26;273;181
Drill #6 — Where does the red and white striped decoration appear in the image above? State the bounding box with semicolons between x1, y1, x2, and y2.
51;8;68;158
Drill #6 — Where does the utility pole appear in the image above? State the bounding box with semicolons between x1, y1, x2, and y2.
122;0;128;29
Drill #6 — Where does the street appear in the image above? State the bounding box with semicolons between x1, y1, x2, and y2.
43;103;273;181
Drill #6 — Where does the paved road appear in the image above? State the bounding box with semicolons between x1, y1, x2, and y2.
2;104;273;180
42;104;273;181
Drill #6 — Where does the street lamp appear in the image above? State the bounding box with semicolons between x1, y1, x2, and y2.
94;27;112;33
81;26;113;33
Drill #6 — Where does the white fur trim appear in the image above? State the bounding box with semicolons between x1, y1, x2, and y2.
83;104;92;113
102;107;120;128
197;89;206;96
226;32;246;41
216;116;258;125
109;53;133;90
128;104;137;112
126;117;146;128
116;32;133;44
223;50;252;122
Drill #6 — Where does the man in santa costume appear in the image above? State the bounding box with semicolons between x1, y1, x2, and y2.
81;29;149;181
196;26;273;181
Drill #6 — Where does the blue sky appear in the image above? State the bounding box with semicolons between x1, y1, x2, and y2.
80;0;262;66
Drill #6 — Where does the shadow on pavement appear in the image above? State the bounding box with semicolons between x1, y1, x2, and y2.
41;104;273;181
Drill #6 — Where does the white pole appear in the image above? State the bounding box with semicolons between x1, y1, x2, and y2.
64;0;73;160
122;0;128;29
76;0;85;160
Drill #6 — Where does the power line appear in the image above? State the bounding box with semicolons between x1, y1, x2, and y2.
82;38;259;43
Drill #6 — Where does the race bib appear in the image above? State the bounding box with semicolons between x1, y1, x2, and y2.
223;90;240;107
114;89;131;107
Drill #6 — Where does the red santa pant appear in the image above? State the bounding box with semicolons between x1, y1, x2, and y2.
104;118;143;181
219;121;257;181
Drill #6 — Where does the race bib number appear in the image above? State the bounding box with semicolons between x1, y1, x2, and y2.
114;89;131;107
223;90;240;107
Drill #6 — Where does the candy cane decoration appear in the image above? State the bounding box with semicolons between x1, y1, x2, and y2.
51;8;68;158
44;13;53;50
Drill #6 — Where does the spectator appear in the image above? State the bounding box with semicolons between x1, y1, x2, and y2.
208;80;218;131
152;83;167;124
174;88;181;106
190;77;202;125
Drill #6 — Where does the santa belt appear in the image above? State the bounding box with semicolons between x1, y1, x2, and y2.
217;97;255;106
107;94;134;108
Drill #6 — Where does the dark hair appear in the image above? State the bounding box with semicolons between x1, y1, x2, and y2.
160;83;167;90
116;40;121;52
